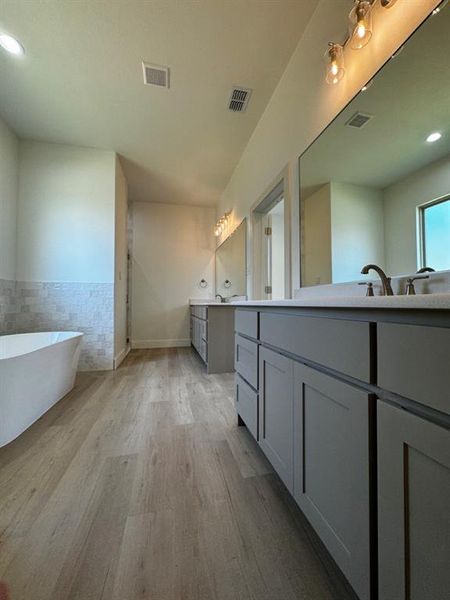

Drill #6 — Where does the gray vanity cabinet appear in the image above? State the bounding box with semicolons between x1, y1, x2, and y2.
190;305;234;373
293;363;373;600
378;401;450;600
234;307;449;600
259;346;294;493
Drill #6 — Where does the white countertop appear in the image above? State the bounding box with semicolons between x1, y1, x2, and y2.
190;299;230;306
190;296;247;306
229;293;450;310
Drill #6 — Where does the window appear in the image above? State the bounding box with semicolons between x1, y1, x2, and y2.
419;197;450;272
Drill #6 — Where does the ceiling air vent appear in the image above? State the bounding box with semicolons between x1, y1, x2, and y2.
228;87;252;112
346;112;373;129
142;62;170;88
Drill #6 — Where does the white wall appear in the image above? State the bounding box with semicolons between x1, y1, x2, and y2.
131;202;215;348
17;141;116;283
303;184;332;287
0;116;19;281
331;182;384;283
114;156;129;363
384;155;450;276
303;182;384;285
216;0;439;294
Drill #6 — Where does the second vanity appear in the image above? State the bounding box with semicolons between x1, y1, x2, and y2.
190;301;235;373
233;298;450;600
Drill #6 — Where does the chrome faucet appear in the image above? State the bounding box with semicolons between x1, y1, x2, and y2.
215;294;225;303
360;264;394;296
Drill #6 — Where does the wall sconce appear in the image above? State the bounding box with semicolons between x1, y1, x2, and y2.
349;0;373;49
325;43;345;85
214;211;231;237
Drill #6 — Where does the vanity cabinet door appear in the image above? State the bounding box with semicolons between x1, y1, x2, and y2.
293;363;373;600
259;347;294;492
378;401;450;600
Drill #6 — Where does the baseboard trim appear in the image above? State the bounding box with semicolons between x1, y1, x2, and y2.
131;338;191;349
114;344;131;369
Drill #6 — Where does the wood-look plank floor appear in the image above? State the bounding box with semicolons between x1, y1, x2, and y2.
0;348;357;600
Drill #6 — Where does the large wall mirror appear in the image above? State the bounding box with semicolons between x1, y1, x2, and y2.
215;220;247;298
300;7;450;287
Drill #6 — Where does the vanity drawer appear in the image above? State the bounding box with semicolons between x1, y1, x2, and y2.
235;309;258;340
192;305;207;320
260;313;371;383
199;338;208;363
235;334;258;389
198;318;207;342
235;374;258;440
378;323;450;414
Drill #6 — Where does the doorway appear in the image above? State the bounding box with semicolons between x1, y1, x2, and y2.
261;198;285;299
252;178;289;300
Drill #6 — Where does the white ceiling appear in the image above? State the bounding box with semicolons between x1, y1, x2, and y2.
0;0;319;206
301;7;450;199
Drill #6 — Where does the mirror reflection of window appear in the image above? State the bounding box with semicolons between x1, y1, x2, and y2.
420;198;450;272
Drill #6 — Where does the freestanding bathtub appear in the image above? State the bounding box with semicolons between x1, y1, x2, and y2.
0;332;83;447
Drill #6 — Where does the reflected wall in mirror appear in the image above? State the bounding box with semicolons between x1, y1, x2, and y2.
215;220;247;298
300;7;450;287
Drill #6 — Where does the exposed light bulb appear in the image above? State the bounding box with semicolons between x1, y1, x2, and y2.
349;1;372;49
356;23;366;39
325;43;344;85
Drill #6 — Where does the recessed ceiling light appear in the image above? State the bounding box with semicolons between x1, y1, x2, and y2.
0;34;24;56
426;132;442;143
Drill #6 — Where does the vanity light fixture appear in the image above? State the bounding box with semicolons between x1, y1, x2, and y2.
214;211;231;236
325;43;345;85
0;33;24;55
426;132;442;143
349;0;373;49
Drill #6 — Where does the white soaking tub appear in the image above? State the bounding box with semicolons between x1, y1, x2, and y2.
0;332;83;447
